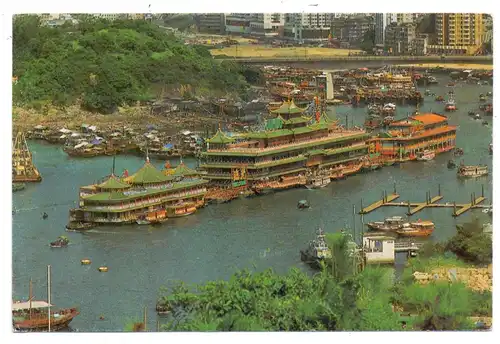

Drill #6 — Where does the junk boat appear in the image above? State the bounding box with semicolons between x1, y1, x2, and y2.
416;150;435;161
50;236;69;248
444;92;457;112
479;94;486;102
300;228;332;269
457;163;488;178
366;216;406;232
447;160;457;169
297;200;310;209
13;182;26;192
12;132;42;183
395;220;435;237
13;279;79;332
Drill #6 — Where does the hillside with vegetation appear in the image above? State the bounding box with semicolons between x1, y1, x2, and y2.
13;16;253;114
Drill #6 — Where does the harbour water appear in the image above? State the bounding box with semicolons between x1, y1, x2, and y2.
12;77;492;331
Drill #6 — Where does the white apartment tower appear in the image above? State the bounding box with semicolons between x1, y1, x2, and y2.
250;13;285;37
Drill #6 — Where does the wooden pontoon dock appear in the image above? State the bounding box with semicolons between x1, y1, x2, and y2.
359;184;489;218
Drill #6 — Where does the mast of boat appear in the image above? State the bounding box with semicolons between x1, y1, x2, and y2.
29;277;33;320
112;155;116;176
47;265;51;332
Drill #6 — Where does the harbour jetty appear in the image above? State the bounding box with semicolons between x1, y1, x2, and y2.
360;185;489;217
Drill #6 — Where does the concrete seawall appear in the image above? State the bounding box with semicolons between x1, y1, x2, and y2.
216;55;493;64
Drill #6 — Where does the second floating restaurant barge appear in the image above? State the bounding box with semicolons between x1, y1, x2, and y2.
67;160;207;228
369;113;457;162
200;100;372;201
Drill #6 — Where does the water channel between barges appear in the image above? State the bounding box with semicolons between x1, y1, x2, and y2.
13;78;492;331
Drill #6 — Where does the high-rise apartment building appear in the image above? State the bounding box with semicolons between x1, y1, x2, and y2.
385;23;417;54
225;13;254;34
250;13;285;37
386;13;422;25
374;13;387;45
196;13;226;34
429;13;484;54
330;15;374;45
283;13;333;40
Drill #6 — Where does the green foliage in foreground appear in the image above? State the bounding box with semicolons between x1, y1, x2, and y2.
155;223;492;332
446;218;492;265
13;16;257;113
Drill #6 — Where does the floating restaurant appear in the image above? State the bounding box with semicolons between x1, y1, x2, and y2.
370;113;457;162
200;100;371;200
67;159;207;228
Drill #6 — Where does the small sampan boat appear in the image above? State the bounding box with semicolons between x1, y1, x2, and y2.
297;200;310;209
98;266;108;272
479;94;486;102
81;259;91;265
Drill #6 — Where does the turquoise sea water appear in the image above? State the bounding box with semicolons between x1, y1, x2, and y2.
12;77;492;331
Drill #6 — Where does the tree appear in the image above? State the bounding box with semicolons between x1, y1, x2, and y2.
446;218;492;265
13;17;252;113
359;29;375;53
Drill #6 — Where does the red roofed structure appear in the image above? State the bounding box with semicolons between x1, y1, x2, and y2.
369;113;457;162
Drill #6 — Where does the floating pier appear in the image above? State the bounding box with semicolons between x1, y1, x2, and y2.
394;241;424;253
359;184;488;218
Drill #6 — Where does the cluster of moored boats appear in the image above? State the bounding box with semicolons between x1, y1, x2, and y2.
366;216;434;238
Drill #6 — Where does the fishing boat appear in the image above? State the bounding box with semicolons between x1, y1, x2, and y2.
12;132;42;183
383;115;395;126
300;228;332;269
486;91;492;97
395;220;434;237
479;94;486;102
12;183;26;192
444;92;457;112
382;103;396;115
13;278;79;332
424;89;432;96
65;222;96;231
482;120;489;126
297;200;310;209
305;176;331;189
366;216;406;232
50;236;69;248
453;148;464;156
416;150;435;161
457;163;488;178
474;114;482;120
447;160;456;169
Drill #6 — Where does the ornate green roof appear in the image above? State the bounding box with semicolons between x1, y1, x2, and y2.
271;100;305;115
172;162;199;177
206;129;235;144
97;175;131;190
124;160;174;184
283;116;312;125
